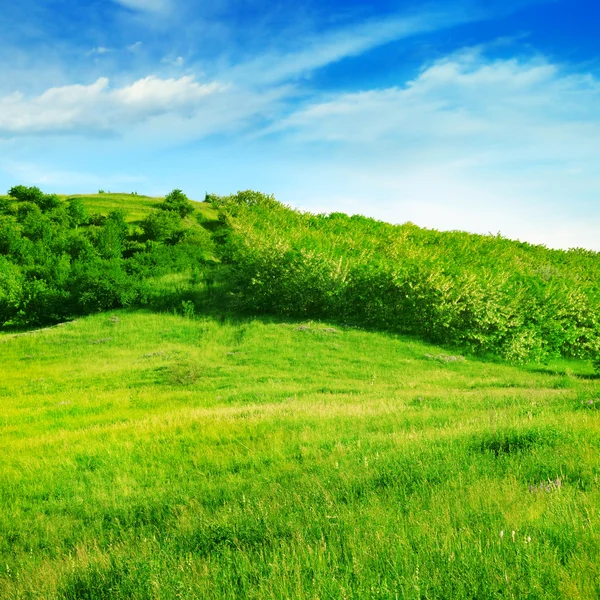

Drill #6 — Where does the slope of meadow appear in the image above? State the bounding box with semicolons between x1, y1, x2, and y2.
1;310;599;599
1;188;600;598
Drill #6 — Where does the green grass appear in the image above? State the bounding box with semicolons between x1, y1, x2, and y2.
0;192;219;226
1;311;599;598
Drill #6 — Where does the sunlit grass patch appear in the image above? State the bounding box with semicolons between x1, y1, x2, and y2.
0;310;599;599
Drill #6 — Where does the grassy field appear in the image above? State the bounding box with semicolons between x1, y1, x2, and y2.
0;192;218;226
1;310;599;599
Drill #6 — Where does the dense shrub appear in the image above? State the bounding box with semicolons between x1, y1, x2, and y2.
0;186;213;326
70;258;138;313
140;210;184;243
158;189;194;218
213;192;600;362
67;198;90;227
9;185;61;212
0;257;23;324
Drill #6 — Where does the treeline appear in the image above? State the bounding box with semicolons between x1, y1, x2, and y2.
0;186;214;325
212;191;600;362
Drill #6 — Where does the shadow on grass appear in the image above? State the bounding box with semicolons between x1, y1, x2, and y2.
3;269;593;379
528;367;598;380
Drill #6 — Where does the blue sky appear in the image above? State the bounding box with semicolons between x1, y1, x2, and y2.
1;0;599;250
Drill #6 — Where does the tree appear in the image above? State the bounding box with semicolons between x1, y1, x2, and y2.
158;189;194;218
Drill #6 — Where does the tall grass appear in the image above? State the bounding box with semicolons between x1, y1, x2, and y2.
1;310;599;598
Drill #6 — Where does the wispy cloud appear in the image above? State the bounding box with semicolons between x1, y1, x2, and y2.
0;76;226;136
272;49;600;158
86;46;112;56
227;6;485;85
112;0;171;13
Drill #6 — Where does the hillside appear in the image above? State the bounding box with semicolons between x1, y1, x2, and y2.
2;186;600;365
1;187;600;598
212;191;600;362
0;187;220;327
1;310;599;598
0;191;218;225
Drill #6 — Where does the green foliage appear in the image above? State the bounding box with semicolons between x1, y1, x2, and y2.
158;188;194;218
0;256;22;324
213;193;600;362
66;197;89;227
0;198;13;214
9;184;61;212
0;186;215;327
70;258;138;313
140;209;183;243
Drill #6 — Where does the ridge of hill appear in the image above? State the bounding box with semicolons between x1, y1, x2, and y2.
1;186;600;365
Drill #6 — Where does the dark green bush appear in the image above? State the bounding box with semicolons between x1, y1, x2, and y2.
140;210;183;243
0;257;23;325
9;185;61;212
67;198;90;227
70;259;138;313
0;186;214;327
158;189;194;218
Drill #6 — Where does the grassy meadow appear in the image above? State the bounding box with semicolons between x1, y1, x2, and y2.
1;309;599;598
0;192;218;226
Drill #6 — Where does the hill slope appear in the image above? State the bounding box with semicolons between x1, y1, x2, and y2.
213;191;600;362
1;310;599;598
3;186;600;365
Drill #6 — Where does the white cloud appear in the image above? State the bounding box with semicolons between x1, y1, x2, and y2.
162;55;184;67
264;50;600;250
228;8;484;85
274;50;600;147
87;46;111;56
112;0;169;13
0;76;227;136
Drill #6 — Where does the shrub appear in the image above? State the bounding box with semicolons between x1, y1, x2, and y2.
18;279;71;324
140;210;183;243
70;259;138;313
8;185;61;212
67;198;89;227
0;257;23;325
94;210;128;259
0;198;13;214
159;189;194;218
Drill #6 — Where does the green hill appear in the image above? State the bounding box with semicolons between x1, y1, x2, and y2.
1;186;600;598
0;191;218;225
2;186;600;364
212;191;600;362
